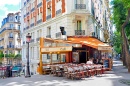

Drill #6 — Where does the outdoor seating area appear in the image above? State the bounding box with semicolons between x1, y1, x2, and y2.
43;63;106;80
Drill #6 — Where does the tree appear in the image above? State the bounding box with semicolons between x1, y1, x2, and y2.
112;0;130;72
111;0;127;66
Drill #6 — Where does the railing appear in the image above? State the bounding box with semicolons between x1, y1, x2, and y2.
7;45;14;48
30;23;34;27
26;26;29;29
0;46;4;49
37;2;42;8
0;38;4;41
46;14;51;20
24;2;26;6
75;30;85;35
30;39;34;43
31;8;35;12
15;45;22;49
36;37;40;41
46;35;51;38
75;4;86;9
56;9;61;15
8;36;13;39
56;32;61;38
26;12;29;16
37;19;42;24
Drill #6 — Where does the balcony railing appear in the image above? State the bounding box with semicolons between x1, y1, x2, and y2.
46;14;51;20
0;46;4;49
37;19;42;24
30;39;34;43
56;9;61;15
75;30;85;35
75;4;86;9
26;12;29;16
7;45;14;48
8;36;13;38
15;45;22;49
56;32;61;38
37;2;42;8
26;26;29;29
30;23;34;27
31;7;35;12
36;37;40;41
46;35;51;38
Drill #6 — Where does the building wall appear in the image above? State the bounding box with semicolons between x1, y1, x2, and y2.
0;12;22;66
21;0;112;74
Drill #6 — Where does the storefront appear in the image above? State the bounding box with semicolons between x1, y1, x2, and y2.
37;36;112;74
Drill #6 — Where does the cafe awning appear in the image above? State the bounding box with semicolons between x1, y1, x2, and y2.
67;36;112;51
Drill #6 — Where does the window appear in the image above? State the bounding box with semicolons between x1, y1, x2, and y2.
47;54;50;59
9;32;13;37
10;24;14;29
77;20;82;30
47;27;51;35
18;25;20;30
10;16;13;21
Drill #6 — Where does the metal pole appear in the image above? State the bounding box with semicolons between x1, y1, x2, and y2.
26;42;30;77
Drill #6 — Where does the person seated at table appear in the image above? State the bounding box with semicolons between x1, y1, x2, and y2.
86;58;93;65
98;59;103;65
93;58;98;64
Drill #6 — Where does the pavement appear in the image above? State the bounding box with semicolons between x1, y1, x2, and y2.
0;59;130;86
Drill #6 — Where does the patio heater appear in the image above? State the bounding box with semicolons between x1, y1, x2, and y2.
25;33;31;77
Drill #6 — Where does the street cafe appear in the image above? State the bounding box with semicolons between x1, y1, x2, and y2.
37;36;113;75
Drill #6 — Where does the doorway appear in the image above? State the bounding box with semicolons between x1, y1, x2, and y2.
79;52;86;63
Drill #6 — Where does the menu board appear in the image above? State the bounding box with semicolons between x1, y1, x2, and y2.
103;59;109;68
72;52;79;63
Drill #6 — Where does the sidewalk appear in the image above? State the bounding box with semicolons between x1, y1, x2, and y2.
0;59;130;86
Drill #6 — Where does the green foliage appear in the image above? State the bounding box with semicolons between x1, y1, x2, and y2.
111;0;130;53
15;54;21;59
113;31;122;54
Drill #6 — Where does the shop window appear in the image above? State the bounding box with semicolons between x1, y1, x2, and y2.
47;54;50;59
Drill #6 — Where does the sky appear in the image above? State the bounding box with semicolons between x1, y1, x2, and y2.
0;0;21;27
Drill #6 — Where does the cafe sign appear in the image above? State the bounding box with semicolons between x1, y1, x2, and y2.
98;46;112;51
41;46;72;53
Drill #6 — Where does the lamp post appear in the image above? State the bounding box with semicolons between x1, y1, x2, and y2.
25;33;31;77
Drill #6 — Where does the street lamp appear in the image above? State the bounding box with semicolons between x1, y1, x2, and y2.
25;33;31;77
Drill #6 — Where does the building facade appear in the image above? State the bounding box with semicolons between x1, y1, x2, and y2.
0;12;21;66
21;0;113;74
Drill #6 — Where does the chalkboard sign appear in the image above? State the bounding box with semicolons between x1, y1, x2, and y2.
104;59;109;68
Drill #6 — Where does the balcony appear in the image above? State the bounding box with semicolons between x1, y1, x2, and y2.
46;14;51;20
56;9;61;15
31;8;35;12
30;23;34;27
15;45;22;50
56;32;61;38
30;39;34;43
7;45;14;48
37;2;42;8
75;4;86;9
0;38;4;41
36;37;40;41
46;35;51;38
26;26;29;30
75;30;85;35
37;19;42;24
0;46;4;49
8;36;13;40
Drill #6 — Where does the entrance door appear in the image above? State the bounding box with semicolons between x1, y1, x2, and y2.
79;52;86;63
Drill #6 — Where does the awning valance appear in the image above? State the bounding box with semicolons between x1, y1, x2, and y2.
67;36;112;51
